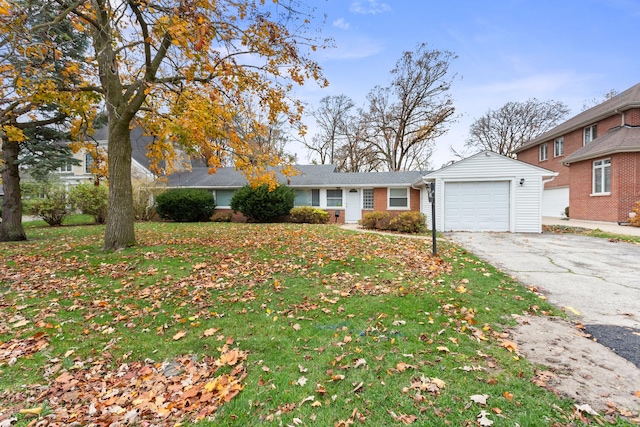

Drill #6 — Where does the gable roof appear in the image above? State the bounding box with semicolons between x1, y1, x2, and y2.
165;164;427;188
89;124;156;172
562;125;640;164
514;82;640;153
419;150;557;181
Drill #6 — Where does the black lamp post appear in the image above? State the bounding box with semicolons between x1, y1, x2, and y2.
427;182;437;256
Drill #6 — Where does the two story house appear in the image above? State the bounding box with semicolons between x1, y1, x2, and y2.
514;82;640;223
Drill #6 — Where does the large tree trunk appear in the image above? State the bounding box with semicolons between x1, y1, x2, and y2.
103;120;135;251
0;138;27;242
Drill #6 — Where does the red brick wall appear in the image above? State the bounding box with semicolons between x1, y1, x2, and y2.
624;108;640;126
569;153;640;222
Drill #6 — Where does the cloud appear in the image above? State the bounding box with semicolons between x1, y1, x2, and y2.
333;18;350;30
349;0;391;15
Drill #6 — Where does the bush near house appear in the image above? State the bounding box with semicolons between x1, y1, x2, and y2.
211;212;233;222
289;207;330;224
630;201;640;227
69;183;109;224
230;184;295;223
360;211;427;234
155;188;216;222
359;211;392;230
27;186;69;226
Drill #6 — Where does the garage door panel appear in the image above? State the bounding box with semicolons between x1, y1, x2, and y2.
444;181;510;232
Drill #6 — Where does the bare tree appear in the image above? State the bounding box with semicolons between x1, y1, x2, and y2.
304;95;355;165
333;115;381;172
582;89;618;111
465;99;570;157
362;43;456;171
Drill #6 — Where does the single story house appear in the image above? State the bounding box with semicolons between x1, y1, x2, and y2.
164;164;425;224
514;82;640;223
165;151;557;232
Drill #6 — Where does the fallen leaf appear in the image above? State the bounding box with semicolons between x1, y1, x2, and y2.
477;410;494;426
296;376;308;386
436;346;450;353
470;394;489;405
575;403;599;416
354;358;367;368
292;323;301;331
500;340;518;352
503;391;514;401
172;330;187;341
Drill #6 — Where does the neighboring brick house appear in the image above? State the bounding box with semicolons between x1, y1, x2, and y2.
164;165;425;224
514;82;640;223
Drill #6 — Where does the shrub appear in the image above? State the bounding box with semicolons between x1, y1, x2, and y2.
28;186;69;226
564;206;570;218
359;211;392;230
155;188;216;222
133;178;160;221
69;183;109;224
630;201;640;227
389;211;427;233
289;207;330;224
211;212;233;222
230;184;295;222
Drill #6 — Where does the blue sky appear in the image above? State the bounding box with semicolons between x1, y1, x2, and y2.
293;0;640;168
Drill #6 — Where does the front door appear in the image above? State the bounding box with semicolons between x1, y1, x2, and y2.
345;189;361;223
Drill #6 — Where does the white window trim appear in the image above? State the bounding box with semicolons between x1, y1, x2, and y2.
326;189;343;208
584;124;597;145
539;143;548;161
592;158;611;195
362;188;374;210
554;137;564;157
387;187;409;210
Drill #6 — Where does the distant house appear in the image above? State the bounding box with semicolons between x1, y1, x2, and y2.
515;82;640;223
165;165;426;224
54;125;157;186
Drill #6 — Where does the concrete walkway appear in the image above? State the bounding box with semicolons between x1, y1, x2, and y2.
543;216;640;236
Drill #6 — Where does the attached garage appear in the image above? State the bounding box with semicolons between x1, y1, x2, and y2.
418;151;557;233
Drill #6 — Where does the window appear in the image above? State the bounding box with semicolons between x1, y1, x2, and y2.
326;189;342;207
311;189;320;207
84;153;94;173
539;143;548;161
554;137;564;157
362;189;374;210
58;161;73;173
294;190;310;206
593;159;611;194
584;124;597;145
215;190;235;207
388;188;408;208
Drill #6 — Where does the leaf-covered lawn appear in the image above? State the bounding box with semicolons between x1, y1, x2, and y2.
0;222;628;426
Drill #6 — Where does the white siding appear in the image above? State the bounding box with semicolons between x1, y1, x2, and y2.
423;152;555;233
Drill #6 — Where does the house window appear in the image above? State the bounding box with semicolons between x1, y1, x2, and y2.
593;159;611;194
388;188;408;208
539;143;548;161
58;161;73;173
215;190;235;207
294;190;310;206
554;137;564;157
363;189;374;210
311;189;320;207
326;189;343;207
84;153;94;173
584;124;597;145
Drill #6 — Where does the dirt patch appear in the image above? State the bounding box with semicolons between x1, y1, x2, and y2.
509;315;640;418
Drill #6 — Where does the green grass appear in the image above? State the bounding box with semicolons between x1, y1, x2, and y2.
0;222;632;426
543;223;640;244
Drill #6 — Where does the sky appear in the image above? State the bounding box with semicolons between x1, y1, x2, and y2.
290;0;640;169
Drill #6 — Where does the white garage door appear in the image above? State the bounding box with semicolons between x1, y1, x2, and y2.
542;187;569;218
444;181;510;231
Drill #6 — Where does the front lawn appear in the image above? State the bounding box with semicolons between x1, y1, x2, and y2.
0;222;624;426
